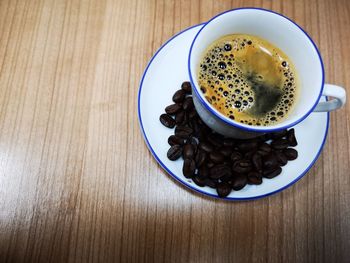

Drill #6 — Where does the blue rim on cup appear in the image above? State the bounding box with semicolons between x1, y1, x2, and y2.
188;8;336;135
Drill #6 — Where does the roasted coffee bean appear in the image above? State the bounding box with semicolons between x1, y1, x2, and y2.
275;151;288;166
244;151;255;160
220;174;234;184
258;143;272;154
256;134;269;142
175;110;186;124
223;138;235;147
232;174;248;191
238;141;258;152
167;145;182;161
204;178;217;188
207;133;223;147
188;109;198;119
199;165;209;177
189;118;200;133
181;81;192;93
271;139;289;150
172;89;186;103
183;158;196;178
232;159;252;174
168;135;185;146
199;141;214;153
263;153;278;169
287;128;298;146
188;137;198;152
247;171;263;185
216;182;232;197
165;103;182;115
263;167;282;179
183;97;194;111
159;114;175;128
271;129;288;139
183;144;195;159
284;148;298;160
195;149;207;167
230;151;242;162
263;133;273;141
175;125;193;138
252;153;262;171
220;146;232;157
209;151;225;164
207;162;215;168
210;164;231;179
192;175;206;187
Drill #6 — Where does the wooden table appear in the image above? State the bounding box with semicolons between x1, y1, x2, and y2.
0;0;349;262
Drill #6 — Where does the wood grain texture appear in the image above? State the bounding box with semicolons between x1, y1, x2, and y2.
0;0;349;262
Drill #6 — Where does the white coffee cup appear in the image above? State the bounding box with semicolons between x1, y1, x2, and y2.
188;8;346;138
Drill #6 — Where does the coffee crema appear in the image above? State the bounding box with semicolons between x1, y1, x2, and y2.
198;34;298;126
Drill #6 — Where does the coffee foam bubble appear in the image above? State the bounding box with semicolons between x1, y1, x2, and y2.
198;34;298;126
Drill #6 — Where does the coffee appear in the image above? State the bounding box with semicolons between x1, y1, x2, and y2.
198;34;298;126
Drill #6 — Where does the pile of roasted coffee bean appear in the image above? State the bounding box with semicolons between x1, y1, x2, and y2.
159;81;298;198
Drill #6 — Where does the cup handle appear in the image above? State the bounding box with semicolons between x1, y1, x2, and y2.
313;84;346;112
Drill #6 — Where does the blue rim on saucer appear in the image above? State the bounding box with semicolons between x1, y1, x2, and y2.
188;7;325;133
138;23;329;201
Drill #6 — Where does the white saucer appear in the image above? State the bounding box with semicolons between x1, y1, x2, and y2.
138;24;329;200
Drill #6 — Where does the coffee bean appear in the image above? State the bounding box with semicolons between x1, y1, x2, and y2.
287;128;298;146
168;135;185;146
284;148;298;160
244;151;255;160
210;164;231;179
195;149;207;167
263;167;282;179
238;141;258;152
232;159;252;174
183;158;196;178
159;114;175;128
271;139;289;150
175;125;193;138
183;97;194;111
223;138;235;147
192;175;206;187
252;153;262;171
232;174;247;190
207;133;223;147
167;145;182;161
199;141;214;153
220;146;232;157
216;182;232;197
190;118;200;134
188;109;198;119
247;171;262;185
172;89;186;103
199;165;209;177
207;162;215;168
209;151;225;164
275;151;288;166
165;103;182;115
204;178;217;188
263;153;278;169
258;143;272;155
183;144;195;159
175;110;186;124
188;137;198;152
230;151;242;162
271;129;288;139
181;81;192;93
